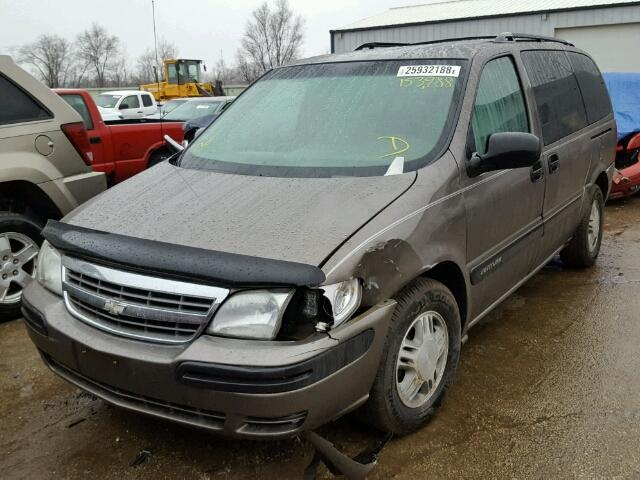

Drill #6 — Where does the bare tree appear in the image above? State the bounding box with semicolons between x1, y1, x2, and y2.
236;0;304;81
76;23;120;87
18;34;74;88
109;54;130;87
135;39;178;84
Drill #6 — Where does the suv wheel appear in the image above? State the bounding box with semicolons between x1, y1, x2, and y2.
361;278;461;435
0;212;43;321
560;187;604;268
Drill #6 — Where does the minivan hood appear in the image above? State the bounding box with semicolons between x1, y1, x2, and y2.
65;162;415;267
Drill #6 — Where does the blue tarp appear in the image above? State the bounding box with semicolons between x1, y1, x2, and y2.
603;72;640;141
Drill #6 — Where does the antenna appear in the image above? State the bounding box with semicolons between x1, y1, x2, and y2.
151;0;161;98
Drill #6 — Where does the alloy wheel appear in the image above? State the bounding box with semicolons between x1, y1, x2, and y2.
0;232;39;304
395;310;449;408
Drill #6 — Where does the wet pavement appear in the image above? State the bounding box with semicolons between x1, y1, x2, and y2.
2;195;640;479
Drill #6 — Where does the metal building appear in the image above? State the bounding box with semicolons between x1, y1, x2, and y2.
330;0;640;71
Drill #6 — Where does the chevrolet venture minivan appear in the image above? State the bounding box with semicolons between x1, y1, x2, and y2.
23;34;615;438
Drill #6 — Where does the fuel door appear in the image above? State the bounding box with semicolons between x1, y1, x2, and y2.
34;134;54;156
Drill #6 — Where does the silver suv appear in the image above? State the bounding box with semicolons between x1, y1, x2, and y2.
0;55;106;320
23;34;615;439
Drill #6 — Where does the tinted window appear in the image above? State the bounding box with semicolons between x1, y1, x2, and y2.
471;56;529;155
120;95;140;109
521;50;587;145
142;94;153;107
60;94;94;130
567;52;611;124
0;74;51;125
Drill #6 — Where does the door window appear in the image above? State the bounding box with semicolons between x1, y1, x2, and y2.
471;56;529;155
0;74;52;125
566;52;611;124
521;50;587;145
60;94;94;130
141;94;153;107
120;95;140;109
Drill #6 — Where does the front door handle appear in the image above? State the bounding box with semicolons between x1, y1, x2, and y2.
89;136;101;144
548;153;560;174
530;160;544;182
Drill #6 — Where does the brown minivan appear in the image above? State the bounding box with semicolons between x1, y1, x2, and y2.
23;34;615;439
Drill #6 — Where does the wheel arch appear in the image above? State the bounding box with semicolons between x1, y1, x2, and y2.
0;180;62;223
595;170;610;200
420;260;469;328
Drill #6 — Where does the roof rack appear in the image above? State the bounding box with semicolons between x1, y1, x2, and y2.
354;32;573;51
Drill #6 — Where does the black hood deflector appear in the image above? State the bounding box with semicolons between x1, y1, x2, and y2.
43;220;325;288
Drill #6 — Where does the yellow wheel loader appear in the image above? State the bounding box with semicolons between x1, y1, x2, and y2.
141;59;222;101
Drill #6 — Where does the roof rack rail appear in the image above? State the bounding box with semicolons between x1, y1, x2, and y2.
495;32;574;46
354;32;573;51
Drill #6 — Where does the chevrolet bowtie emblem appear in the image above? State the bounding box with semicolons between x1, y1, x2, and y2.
104;300;126;316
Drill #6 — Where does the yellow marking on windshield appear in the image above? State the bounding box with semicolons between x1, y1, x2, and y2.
378;136;410;158
399;77;455;88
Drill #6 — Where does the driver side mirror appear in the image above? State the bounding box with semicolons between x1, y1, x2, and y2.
119;103;129;110
467;132;541;177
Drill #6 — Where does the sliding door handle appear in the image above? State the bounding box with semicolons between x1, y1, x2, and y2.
548;154;560;174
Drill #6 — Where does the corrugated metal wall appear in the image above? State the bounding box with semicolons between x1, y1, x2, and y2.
332;4;640;53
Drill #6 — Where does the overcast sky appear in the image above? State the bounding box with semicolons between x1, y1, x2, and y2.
0;0;416;69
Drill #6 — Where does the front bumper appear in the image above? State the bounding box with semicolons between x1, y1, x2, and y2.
22;281;395;439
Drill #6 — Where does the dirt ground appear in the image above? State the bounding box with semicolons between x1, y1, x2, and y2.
2;196;640;479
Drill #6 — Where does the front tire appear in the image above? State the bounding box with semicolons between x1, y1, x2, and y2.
0;212;43;321
561;187;604;268
361;278;461;435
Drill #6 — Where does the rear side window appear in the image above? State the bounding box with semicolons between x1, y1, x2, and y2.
521;50;587;145
567;52;611;124
121;95;140;109
471;56;529;155
142;94;153;107
0;74;52;125
60;94;94;130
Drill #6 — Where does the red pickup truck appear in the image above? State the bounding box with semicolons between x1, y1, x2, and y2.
54;89;184;184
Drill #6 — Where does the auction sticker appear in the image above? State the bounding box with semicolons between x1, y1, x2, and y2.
397;65;460;77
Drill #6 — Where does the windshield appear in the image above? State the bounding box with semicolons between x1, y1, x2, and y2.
95;94;122;109
161;100;187;116
179;60;466;177
164;101;224;121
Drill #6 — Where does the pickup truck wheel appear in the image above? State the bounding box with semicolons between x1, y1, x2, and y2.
360;278;461;435
560;187;604;268
0;212;43;321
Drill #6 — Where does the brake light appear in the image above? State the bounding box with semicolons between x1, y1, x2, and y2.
61;122;93;165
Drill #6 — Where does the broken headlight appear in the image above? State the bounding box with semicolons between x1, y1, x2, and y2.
321;278;362;327
36;241;62;296
207;289;293;340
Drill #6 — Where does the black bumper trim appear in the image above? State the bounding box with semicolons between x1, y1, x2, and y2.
42;220;325;288
177;329;375;394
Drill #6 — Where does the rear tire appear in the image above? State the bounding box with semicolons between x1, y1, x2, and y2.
0;212;43;321
560;187;604;268
360;278;461;435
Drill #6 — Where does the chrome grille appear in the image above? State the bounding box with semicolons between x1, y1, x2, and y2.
61;256;229;344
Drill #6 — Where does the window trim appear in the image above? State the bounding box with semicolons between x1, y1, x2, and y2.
465;53;532;159
0;73;53;126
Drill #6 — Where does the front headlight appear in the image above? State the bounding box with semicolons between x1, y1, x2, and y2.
36;241;62;296
207;289;293;340
321;278;362;327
